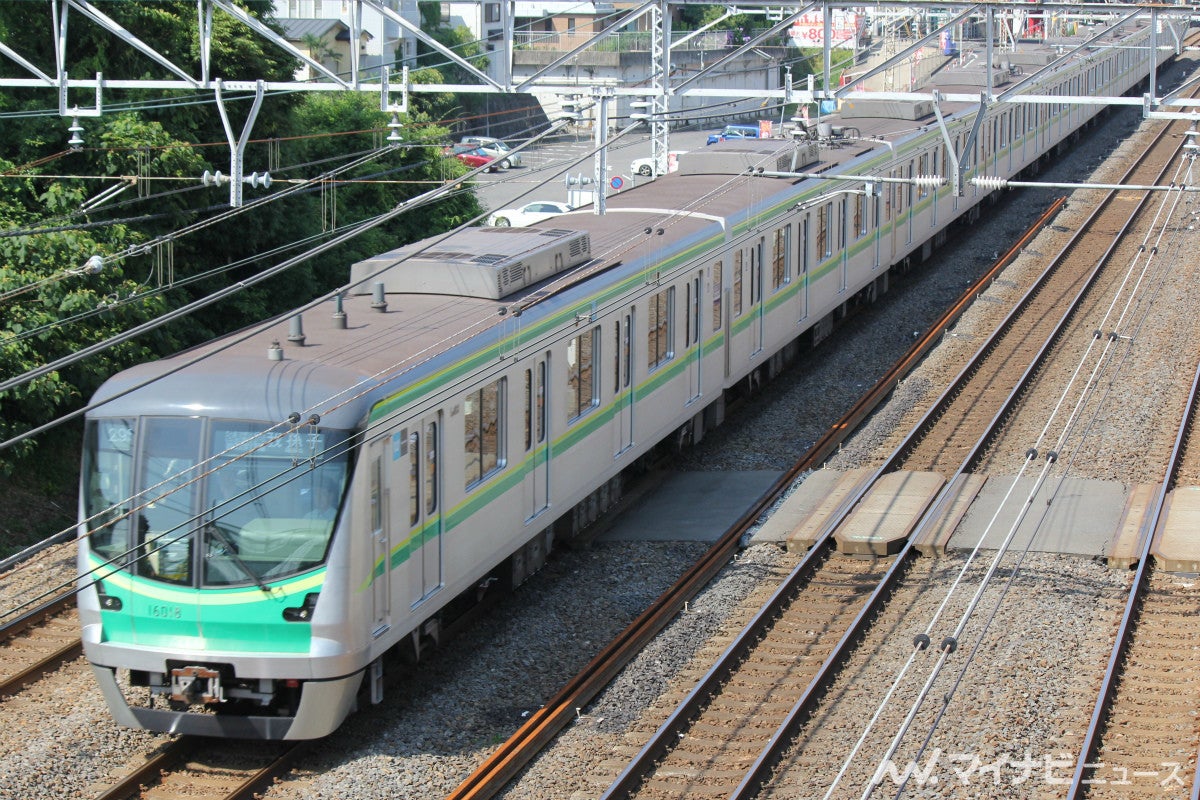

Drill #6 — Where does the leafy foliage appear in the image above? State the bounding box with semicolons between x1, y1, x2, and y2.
0;172;167;466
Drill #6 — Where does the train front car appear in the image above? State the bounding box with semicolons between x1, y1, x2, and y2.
78;351;367;740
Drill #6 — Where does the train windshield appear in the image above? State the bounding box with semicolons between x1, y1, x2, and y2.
83;417;351;587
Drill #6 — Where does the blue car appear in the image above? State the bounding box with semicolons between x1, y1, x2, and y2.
706;124;761;145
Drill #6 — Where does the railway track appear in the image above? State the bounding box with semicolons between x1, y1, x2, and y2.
1069;230;1200;796
91;738;305;800
0;590;81;697
607;552;894;800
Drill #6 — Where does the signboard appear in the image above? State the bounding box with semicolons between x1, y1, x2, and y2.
787;11;861;49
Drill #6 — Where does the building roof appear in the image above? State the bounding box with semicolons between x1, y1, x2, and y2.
276;18;372;42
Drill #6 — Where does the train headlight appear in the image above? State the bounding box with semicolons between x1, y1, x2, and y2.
95;579;123;611
283;592;319;622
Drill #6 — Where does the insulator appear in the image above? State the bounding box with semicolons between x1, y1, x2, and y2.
974;176;1008;191
913;174;944;189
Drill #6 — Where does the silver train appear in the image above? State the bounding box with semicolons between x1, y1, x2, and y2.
78;19;1179;739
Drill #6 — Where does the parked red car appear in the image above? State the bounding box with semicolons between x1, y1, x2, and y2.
450;145;498;172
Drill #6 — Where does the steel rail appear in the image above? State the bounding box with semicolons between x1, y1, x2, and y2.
91;738;307;800
0;590;82;697
0;589;75;644
92;739;198;800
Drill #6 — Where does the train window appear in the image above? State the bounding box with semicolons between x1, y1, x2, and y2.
816;205;827;258
523;364;547;451
137;417;201;585
917;153;929;200
536;359;547;441
202;421;349;586
749;243;760;305
711;260;723;331
800;216;809;275
733;250;743;317
83;418;136;562
464;378;505;489
424;419;438;515
524;370;533;451
407;429;419;526
771;226;789;291
566;327;599;422
821;202;833;256
612;322;620;394
685;281;693;347
647;286;674;371
838;198;847;251
619;317;631;389
689;274;701;347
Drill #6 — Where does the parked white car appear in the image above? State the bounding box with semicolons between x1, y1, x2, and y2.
630;150;686;177
460;136;523;169
486;200;573;227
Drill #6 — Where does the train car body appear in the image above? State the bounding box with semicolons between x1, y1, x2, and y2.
78;18;1179;739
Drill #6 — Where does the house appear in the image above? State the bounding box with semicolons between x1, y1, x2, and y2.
276;18;373;80
273;1;418;70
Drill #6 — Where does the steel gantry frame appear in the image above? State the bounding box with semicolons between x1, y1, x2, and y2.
3;0;1195;205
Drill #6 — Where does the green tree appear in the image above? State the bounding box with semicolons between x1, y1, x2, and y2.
0;173;167;468
301;32;339;71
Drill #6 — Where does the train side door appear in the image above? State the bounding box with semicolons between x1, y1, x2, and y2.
614;310;635;456
524;354;551;521
685;272;702;403
368;441;390;634
407;413;443;608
